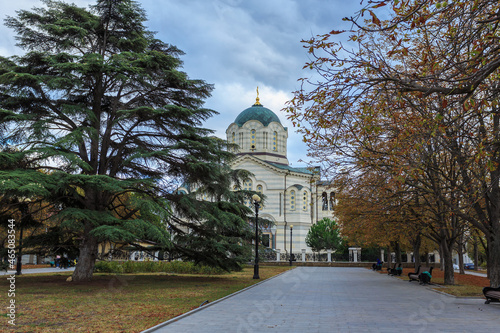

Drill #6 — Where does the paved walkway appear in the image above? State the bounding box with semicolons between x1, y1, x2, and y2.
144;267;500;333
460;270;487;277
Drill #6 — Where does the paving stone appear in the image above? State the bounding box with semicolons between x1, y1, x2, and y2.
144;267;499;332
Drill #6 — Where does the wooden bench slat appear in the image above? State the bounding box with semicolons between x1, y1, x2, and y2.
483;286;500;304
408;266;433;284
485;291;500;298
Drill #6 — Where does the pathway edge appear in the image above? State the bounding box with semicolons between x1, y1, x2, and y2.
141;267;296;333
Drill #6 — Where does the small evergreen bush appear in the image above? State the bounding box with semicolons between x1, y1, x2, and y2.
94;261;124;273
93;260;225;274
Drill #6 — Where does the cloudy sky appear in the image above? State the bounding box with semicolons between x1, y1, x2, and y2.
0;0;367;166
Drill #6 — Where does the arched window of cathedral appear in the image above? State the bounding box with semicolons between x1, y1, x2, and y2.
330;192;335;210
303;191;308;211
250;129;256;150
232;132;235;143
233;185;238;191
290;190;296;211
244;179;253;207
273;131;278;151
322;192;328;211
239;132;243;148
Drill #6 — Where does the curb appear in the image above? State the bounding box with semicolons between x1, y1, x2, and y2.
141;267;296;333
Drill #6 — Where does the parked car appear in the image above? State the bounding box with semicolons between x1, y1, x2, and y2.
464;263;475;270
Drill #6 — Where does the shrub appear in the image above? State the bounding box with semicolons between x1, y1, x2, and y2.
198;265;225;275
167;261;193;274
94;261;124;273
122;260;137;273
94;260;225;275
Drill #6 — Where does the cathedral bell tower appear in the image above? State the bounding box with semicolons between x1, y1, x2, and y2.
226;88;289;165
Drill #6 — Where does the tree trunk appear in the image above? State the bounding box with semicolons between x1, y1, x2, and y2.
441;238;455;285
457;238;465;275
439;242;445;271
487;114;500;286
489;228;500;287
484;238;490;280
386;244;392;270
473;234;479;272
395;241;402;264
413;233;421;270
72;231;98;282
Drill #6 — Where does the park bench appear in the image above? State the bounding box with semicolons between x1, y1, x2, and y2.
408;265;434;284
483;286;500;304
388;263;403;276
408;265;421;281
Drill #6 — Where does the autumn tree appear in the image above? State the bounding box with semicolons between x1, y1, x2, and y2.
287;0;500;286
333;167;435;269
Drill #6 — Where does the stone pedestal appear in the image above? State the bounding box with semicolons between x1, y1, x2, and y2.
327;249;332;262
276;249;281;262
301;249;306;262
349;247;362;262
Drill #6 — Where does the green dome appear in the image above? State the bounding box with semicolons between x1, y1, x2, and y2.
234;104;281;127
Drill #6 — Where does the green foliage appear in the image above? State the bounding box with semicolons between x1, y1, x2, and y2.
94;260;226;275
0;0;252;281
305;218;344;253
94;261;124;273
21;225;80;259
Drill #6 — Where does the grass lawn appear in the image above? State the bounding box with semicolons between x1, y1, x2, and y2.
1;265;291;333
377;267;490;297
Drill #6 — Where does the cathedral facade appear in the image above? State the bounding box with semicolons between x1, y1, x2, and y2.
225;95;335;254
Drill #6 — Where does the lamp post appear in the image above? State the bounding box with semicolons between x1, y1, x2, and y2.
168;225;172;262
16;223;24;275
252;194;261;279
16;198;31;275
289;225;293;266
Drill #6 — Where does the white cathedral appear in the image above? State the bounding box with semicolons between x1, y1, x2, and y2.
178;92;335;256
224;94;335;255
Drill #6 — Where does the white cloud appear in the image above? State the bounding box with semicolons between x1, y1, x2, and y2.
0;0;366;166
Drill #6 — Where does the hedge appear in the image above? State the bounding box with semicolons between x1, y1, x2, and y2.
94;260;225;275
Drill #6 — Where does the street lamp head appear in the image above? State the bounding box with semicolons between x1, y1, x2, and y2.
252;194;261;203
290;225;293;229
